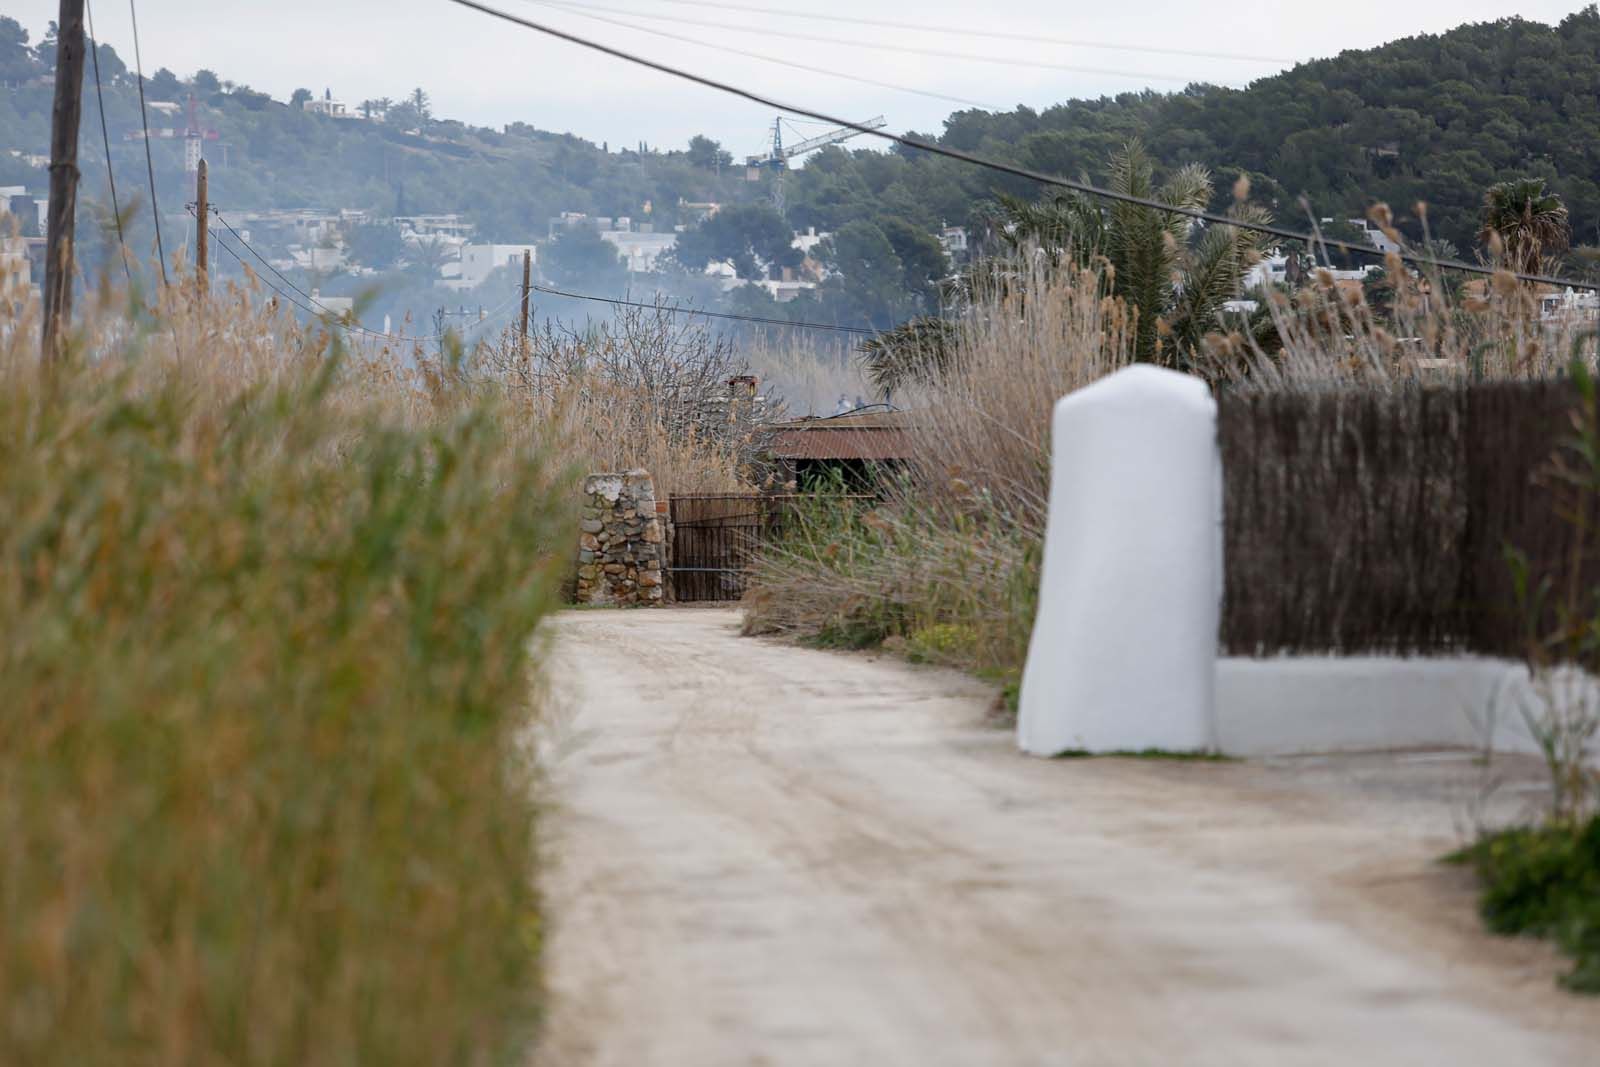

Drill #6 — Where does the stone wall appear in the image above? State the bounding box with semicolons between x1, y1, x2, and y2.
575;471;665;606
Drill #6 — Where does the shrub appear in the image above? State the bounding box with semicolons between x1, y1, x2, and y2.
0;292;570;1064
743;257;1115;677
1454;817;1600;993
907;623;981;665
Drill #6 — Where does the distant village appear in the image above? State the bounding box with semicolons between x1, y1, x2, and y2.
1;185;970;318
1;82;1594;328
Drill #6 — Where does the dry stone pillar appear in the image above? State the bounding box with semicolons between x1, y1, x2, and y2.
575;470;666;606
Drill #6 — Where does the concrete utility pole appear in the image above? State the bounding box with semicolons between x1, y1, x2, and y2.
41;0;87;362
520;249;532;350
194;158;208;296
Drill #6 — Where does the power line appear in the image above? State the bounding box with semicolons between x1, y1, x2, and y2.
213;210;437;342
528;0;1247;86
531;281;876;334
440;290;529;338
211;210;347;317
510;1;998;110
589;0;1294;65
203;209;439;344
447;0;1600;294
202;220;324;319
84;0;130;284
127;0;167;286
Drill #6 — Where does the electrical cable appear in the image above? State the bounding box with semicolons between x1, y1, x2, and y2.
509;1;999;110
528;0;1247;86
201;209;439;344
585;0;1294;65
84;0;130;284
210;210;437;343
202;220;323;319
446;0;1600;293
127;0;167;286
442;289;529;337
530;281;876;334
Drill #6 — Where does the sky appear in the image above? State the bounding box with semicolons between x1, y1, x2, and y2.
6;0;1595;155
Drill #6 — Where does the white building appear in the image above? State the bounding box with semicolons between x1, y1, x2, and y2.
292;246;345;272
309;289;355;317
305;90;354;120
600;229;677;273
2;236;34;299
756;278;817;303
939;225;969;259
1540;287;1600;325
792;226;827;257
457;243;538;290
1244;253;1379;291
395;214;474;245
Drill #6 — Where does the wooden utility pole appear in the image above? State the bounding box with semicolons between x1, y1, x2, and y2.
520;249;532;349
193;158;209;296
41;0;87;362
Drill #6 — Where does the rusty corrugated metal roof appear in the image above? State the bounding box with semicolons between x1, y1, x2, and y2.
765;409;918;461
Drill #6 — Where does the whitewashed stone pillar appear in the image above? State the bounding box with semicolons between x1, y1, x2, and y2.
1018;366;1221;756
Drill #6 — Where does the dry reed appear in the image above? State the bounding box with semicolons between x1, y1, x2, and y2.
1;278;569;1066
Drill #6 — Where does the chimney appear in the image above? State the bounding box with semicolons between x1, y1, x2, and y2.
728;375;758;400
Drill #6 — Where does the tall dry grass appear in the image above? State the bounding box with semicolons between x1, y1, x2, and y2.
744;246;1599;699
744;260;1133;677
472;308;774;495
901;258;1136;530
1;278;569;1065
1202;253;1598;389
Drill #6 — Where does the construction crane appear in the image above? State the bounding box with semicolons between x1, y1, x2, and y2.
745;115;886;217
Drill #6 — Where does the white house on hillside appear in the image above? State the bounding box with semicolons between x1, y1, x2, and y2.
456;243;539;290
2;236;34;300
600;229;676;273
305;90;354;119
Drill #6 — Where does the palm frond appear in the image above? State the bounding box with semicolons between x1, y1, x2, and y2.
858;317;960;397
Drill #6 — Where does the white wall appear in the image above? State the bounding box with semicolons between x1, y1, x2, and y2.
1218;656;1600;765
459;243;537;289
1020;368;1598;767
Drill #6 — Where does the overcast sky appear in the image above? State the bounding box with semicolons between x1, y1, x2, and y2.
6;1;1593;153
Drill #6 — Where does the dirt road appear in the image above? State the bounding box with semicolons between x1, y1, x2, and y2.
537;608;1599;1066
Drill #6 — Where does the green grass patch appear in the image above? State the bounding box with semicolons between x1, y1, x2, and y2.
1450;816;1600;993
906;622;981;665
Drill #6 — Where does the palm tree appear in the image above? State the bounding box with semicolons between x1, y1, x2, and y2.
1478;178;1570;276
981;143;1270;361
858;318;959;397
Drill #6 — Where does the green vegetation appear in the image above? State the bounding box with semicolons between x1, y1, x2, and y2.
784;9;1600;268
1450;819;1600;992
1454;358;1600;995
0;293;571;1063
8;10;1600;334
1478;176;1572;274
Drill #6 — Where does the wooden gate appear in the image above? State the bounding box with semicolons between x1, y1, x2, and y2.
668;494;776;603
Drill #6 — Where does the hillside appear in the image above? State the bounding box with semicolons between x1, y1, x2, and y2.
0;18;751;251
784;8;1600;260
3;9;1598;328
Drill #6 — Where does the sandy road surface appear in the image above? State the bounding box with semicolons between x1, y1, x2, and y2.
537;608;1599;1066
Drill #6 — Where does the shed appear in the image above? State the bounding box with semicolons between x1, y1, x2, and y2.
764;408;917;490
